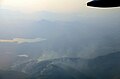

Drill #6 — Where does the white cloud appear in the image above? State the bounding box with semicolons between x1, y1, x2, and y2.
18;54;29;58
0;38;46;44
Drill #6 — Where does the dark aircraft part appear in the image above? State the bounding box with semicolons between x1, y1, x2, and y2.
87;0;120;7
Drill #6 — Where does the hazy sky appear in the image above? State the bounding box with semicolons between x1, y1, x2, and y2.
0;0;120;28
0;0;119;17
1;0;88;13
